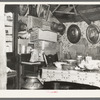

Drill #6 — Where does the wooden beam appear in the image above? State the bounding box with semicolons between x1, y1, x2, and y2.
64;5;74;12
52;5;60;13
73;5;78;15
79;7;100;14
54;10;76;14
13;5;19;89
77;11;91;25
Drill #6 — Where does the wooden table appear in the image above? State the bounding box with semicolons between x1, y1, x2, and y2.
41;67;100;88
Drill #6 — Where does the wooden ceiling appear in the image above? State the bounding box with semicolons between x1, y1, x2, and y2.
5;5;100;23
50;5;100;23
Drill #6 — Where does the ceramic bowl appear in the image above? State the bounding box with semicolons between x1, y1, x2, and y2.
54;62;67;69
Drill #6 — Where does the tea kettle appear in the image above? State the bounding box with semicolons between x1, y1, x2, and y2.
22;75;43;90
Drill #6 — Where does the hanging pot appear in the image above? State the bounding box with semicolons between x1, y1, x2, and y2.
57;23;66;35
86;24;100;44
67;24;81;44
50;22;59;32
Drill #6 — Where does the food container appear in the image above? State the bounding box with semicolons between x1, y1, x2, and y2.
62;64;76;70
54;62;67;69
85;56;92;63
77;55;83;64
85;60;100;70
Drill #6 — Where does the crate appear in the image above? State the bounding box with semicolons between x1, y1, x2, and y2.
30;28;57;42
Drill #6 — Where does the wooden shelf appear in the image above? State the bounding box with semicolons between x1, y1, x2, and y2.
21;61;41;65
7;71;17;78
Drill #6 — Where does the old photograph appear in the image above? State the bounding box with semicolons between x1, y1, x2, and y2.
1;3;100;92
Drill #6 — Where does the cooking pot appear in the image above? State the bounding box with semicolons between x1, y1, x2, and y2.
57;23;66;35
50;22;66;35
50;22;59;32
22;75;43;90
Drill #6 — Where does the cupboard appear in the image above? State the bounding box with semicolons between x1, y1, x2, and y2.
5;5;19;89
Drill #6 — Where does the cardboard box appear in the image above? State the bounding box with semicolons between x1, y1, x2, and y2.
30;28;57;42
27;16;43;29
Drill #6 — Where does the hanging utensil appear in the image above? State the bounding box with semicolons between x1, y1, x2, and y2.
86;24;100;44
50;22;66;35
67;24;81;43
76;8;100;44
50;22;59;32
57;23;66;35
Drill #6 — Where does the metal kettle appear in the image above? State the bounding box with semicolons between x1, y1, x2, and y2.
22;75;43;90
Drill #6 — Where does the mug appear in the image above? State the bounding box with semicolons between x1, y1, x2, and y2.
77;55;83;64
86;56;92;63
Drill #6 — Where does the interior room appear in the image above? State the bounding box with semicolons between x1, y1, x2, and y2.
1;4;100;90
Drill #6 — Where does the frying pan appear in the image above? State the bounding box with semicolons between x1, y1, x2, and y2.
67;24;81;43
86;24;100;44
76;8;100;44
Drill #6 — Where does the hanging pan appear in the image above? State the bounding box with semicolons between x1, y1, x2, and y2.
67;24;81;44
86;24;100;44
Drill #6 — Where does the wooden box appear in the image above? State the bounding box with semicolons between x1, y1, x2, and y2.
30;28;57;42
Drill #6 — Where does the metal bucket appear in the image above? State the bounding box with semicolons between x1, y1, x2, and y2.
22;75;43;90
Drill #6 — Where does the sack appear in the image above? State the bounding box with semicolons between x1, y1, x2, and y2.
30;49;38;62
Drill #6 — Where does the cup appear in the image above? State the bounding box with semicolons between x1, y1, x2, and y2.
86;56;92;63
77;55;83;64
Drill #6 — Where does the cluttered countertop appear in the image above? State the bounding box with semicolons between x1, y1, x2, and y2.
41;55;100;88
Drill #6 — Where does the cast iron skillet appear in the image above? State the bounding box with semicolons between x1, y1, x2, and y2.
86;24;100;44
67;24;81;44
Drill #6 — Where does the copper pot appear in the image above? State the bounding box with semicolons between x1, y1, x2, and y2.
22;75;43;90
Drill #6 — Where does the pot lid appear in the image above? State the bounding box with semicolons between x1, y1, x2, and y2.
67;24;81;43
86;24;100;44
